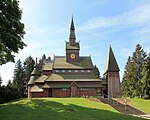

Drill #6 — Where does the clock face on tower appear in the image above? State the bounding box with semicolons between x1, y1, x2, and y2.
70;53;76;59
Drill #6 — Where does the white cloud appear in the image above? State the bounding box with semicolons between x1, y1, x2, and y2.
79;3;150;30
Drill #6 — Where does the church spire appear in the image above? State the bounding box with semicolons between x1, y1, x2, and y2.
104;45;119;74
69;16;76;45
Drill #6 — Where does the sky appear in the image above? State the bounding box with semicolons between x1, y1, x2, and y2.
0;0;150;85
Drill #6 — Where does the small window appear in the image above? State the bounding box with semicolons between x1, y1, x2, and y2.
62;70;65;73
55;70;59;73
68;70;72;73
62;88;66;91
81;70;84;73
87;70;90;73
75;70;78;73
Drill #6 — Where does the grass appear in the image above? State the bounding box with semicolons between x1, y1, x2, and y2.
0;98;146;120
128;98;150;114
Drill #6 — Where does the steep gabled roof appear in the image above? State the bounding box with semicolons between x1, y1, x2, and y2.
43;62;53;70
104;46;119;74
28;76;35;85
53;56;94;69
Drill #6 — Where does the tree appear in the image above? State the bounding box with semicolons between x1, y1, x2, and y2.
132;44;147;98
122;44;147;98
13;59;24;97
141;53;150;99
39;54;47;71
0;74;2;86
23;56;35;96
0;0;26;65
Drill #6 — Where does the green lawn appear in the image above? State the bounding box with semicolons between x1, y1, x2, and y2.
128;98;150;114
0;98;145;120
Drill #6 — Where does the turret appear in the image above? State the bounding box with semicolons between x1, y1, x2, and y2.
66;17;80;62
104;46;121;98
28;58;41;98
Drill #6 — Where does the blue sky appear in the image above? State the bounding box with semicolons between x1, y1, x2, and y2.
0;0;150;85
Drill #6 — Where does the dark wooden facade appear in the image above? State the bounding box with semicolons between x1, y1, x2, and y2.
28;18;121;98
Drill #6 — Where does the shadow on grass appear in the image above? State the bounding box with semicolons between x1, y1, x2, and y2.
0;99;145;120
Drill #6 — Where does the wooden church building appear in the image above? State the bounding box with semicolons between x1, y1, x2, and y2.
28;18;121;98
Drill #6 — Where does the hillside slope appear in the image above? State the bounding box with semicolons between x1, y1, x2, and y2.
0;98;146;120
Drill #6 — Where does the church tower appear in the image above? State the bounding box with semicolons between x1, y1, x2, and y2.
66;17;80;62
103;46;121;98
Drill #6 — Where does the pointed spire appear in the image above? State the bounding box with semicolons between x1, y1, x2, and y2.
69;16;76;45
104;45;119;74
70;16;75;30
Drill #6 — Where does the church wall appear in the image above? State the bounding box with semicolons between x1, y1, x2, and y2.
79;89;96;97
52;88;69;97
30;92;44;98
107;71;121;98
43;89;49;97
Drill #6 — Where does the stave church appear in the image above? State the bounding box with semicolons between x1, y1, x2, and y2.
28;17;121;98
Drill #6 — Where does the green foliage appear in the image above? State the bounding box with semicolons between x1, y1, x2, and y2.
0;0;26;65
0;74;2;86
23;56;35;97
0;56;35;103
122;44;149;98
0;80;20;103
38;54;46;72
0;98;145;120
13;59;24;97
141;54;150;99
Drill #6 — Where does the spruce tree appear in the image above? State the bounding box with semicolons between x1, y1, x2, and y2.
122;44;147;98
13;59;24;97
39;54;47;71
141;53;150;99
122;56;132;97
23;56;35;97
0;74;2;86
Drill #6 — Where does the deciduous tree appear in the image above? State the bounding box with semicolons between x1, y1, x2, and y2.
0;0;26;65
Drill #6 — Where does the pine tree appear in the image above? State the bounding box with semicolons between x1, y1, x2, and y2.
122;44;147;98
122;56;132;97
23;56;35;97
0;74;2;86
39;54;47;71
141;53;150;99
133;44;147;98
13;59;24;97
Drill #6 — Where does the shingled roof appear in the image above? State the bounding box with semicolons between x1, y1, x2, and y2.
45;73;101;82
43;62;53;70
104;46;119;74
53;56;94;69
